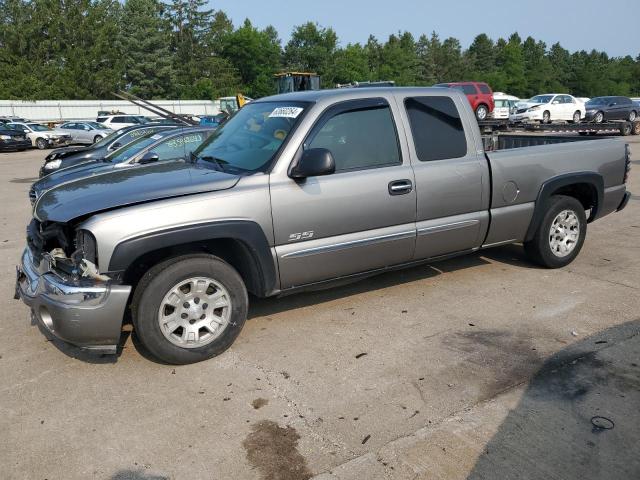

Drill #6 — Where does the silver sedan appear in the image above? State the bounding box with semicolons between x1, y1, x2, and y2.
56;121;114;145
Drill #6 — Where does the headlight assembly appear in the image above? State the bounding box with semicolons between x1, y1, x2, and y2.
44;159;62;170
74;229;98;265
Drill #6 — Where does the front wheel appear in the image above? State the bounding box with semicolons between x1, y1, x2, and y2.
132;254;248;364
524;195;587;268
475;104;489;121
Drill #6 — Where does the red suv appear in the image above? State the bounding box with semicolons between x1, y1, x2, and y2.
434;82;495;121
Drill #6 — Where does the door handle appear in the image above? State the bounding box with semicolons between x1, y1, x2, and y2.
388;179;413;195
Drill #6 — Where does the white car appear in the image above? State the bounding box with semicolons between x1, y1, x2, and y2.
491;93;519;120
56;121;114;144
6;122;71;149
512;94;586;123
96;114;149;130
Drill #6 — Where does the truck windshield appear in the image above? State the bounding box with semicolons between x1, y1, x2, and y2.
191;101;308;173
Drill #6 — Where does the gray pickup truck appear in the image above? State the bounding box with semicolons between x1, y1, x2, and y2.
16;87;631;364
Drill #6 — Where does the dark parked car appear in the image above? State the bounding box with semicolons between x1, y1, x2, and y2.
584;96;638;123
40;124;178;177
32;127;214;201
0;126;32;152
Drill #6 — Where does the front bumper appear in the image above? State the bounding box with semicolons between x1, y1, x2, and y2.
583;111;599;122
48;136;71;146
15;248;131;353
511;110;543;122
0;139;32;151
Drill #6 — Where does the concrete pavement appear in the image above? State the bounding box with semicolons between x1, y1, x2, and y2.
0;136;638;479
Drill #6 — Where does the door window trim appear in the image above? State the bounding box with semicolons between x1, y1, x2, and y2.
290;97;404;176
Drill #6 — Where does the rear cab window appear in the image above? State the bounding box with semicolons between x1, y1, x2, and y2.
404;96;467;161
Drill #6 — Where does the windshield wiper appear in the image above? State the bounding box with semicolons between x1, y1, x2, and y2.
199;155;229;172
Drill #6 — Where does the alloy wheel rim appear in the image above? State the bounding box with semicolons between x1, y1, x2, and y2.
548;210;580;258
157;276;232;348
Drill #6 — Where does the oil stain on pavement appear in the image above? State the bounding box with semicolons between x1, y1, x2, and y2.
243;420;312;480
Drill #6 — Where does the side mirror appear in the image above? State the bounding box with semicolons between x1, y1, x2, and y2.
138;151;159;164
289;148;335;179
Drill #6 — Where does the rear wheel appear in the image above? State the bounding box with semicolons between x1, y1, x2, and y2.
542;111;551;124
594;111;604;123
35;137;47;149
132;254;248;364
475;104;489;121
572;111;581;123
524;195;587;268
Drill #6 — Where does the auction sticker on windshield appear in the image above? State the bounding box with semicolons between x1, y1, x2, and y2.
269;106;304;118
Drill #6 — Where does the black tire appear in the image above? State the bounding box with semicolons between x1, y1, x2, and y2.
542;111;551;124
131;254;248;364
629;110;637;122
571;111;581;123
594;111;604;123
35;137;47;150
620;123;632;136
93;135;102;143
475;104;489;121
524;195;587;269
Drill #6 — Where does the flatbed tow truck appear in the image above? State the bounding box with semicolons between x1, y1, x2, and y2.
478;118;640;136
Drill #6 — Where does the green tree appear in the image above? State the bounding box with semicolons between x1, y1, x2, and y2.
466;33;495;80
498;33;526;97
377;32;419;85
332;44;370;85
522;37;553;97
284;22;337;84
121;0;175;98
220;19;281;97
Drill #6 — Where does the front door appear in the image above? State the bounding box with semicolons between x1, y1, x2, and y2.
394;93;490;259
270;98;417;289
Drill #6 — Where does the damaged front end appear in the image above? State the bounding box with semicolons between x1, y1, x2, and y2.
25;219;107;282
15;219;131;353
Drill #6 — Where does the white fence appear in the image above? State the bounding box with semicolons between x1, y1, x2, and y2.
0;99;221;122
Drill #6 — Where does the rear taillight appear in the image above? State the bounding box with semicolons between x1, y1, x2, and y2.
624;143;631;183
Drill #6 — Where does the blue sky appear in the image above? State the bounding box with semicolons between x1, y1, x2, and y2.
211;0;640;57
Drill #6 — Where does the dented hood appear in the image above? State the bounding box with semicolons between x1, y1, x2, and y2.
34;161;240;223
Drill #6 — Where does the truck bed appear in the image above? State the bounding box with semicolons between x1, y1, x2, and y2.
481;136;628;246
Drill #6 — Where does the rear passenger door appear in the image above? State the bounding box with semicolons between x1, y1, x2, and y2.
271;98;417;289
395;93;490;259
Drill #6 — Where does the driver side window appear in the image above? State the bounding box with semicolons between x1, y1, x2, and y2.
307;105;401;172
